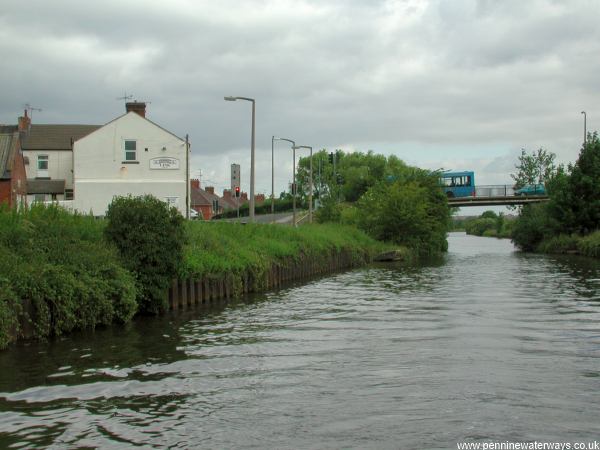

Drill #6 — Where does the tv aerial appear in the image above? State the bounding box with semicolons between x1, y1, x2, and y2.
24;103;42;119
116;93;134;101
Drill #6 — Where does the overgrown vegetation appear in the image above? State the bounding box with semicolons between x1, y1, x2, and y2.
0;204;137;348
511;133;600;255
184;221;389;294
1;197;391;349
300;150;450;256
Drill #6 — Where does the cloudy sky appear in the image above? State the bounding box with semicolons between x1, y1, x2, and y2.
1;0;599;197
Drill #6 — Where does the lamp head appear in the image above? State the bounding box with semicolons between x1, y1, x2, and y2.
224;96;237;102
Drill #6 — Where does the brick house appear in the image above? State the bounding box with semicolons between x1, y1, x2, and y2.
220;188;249;211
0;125;27;207
190;180;223;220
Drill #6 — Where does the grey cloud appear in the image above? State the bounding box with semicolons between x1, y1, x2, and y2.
1;0;599;196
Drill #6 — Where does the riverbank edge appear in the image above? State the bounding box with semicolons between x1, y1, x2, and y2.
10;243;411;346
167;247;381;311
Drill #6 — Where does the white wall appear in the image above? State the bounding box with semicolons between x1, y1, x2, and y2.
73;112;187;216
23;150;73;188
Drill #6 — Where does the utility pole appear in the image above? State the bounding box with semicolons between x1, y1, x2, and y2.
186;134;190;219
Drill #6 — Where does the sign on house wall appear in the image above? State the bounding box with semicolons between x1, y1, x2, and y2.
150;157;180;170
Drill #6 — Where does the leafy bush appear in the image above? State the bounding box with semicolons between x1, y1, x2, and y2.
356;177;450;255
511;203;557;251
465;218;496;236
105;195;186;314
0;204;138;347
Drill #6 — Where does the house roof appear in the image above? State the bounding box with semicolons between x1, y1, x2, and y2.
21;124;100;151
27;179;65;194
191;187;220;206
220;196;240;210
0;130;19;180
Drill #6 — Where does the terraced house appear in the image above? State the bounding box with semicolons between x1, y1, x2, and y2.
17;110;99;203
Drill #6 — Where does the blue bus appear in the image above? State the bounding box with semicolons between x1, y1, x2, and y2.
440;171;475;198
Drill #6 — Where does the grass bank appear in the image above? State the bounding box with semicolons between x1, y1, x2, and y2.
534;231;600;257
0;205;396;349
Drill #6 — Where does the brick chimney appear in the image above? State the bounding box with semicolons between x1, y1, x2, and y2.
126;102;146;118
191;179;200;190
223;189;232;200
18;110;31;132
205;186;215;195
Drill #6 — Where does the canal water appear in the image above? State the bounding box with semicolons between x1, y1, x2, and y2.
1;233;600;449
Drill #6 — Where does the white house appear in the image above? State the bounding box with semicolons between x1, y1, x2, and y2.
73;103;188;216
17;111;99;203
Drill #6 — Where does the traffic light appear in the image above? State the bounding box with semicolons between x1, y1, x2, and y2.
235;186;240;198
291;183;297;195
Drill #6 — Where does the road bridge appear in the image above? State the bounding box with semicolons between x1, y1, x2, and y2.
447;185;549;207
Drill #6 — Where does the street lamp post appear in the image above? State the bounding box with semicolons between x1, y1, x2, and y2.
293;145;313;224
581;111;587;146
273;137;296;225
225;96;256;223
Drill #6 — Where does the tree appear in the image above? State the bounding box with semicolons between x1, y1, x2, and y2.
511;148;557;188
566;132;600;234
105;195;186;314
356;172;450;255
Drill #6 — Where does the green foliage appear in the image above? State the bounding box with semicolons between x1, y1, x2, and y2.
578;231;600;257
465;218;496;236
511;203;557;251
0;204;137;348
536;234;580;254
565;132;600;234
512;132;600;253
214;197;298;219
0;277;20;349
105;195;186;314
480;210;498;219
315;195;342;223
183;222;389;293
463;211;514;239
355;173;450;255
511;147;557;188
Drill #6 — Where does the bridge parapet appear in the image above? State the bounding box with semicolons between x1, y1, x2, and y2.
474;185;516;197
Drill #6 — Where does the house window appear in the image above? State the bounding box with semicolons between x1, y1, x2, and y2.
37;155;48;170
65;189;74;200
124;140;137;161
212;199;219;213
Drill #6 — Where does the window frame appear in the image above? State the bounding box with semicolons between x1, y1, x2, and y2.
37;154;49;171
124;140;137;162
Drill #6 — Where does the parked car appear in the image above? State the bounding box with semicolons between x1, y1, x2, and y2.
515;184;546;196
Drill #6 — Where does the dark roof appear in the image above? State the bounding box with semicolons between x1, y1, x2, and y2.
0;131;19;179
0;125;17;134
27;179;65;194
191;187;221;206
21;124;100;151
